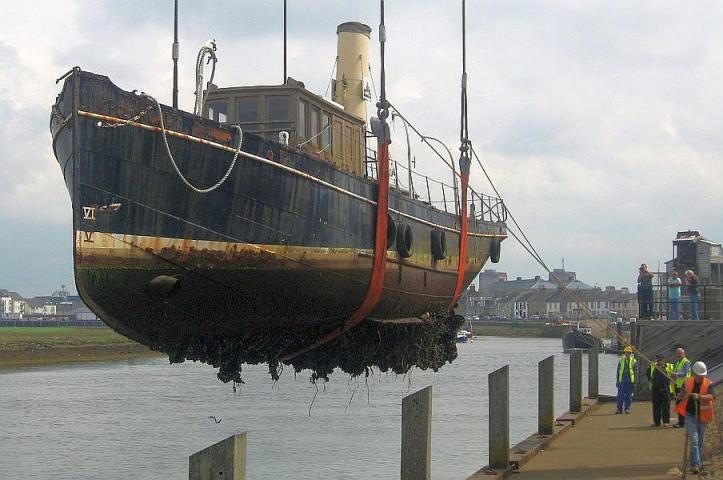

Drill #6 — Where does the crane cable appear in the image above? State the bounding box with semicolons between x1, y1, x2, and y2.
449;0;472;311
468;150;672;379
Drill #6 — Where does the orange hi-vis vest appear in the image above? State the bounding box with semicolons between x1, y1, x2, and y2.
675;377;715;424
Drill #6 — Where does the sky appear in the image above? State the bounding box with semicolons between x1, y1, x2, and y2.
1;0;722;297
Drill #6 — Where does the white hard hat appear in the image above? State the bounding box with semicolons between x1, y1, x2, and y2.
692;361;707;376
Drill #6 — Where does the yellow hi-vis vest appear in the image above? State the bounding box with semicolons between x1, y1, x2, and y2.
618;356;636;383
673;357;691;389
648;362;675;394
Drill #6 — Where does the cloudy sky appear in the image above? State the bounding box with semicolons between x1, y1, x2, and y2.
1;0;722;297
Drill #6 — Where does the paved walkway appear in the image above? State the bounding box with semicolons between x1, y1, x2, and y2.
515;401;688;479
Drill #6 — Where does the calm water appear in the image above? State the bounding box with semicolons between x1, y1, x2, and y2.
1;337;619;479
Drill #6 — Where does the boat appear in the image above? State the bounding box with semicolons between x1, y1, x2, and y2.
456;329;473;343
562;322;603;352
49;5;507;381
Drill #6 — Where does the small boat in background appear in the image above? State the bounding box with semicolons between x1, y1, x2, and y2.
562;322;603;352
456;320;474;343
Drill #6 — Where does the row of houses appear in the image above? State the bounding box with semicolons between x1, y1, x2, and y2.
461;268;638;320
0;286;97;320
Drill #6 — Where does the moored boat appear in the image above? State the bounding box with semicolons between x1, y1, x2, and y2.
562;323;603;352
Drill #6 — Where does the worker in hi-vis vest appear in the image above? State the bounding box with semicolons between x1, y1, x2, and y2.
675;361;716;475
616;346;636;414
645;353;674;427
672;347;692;427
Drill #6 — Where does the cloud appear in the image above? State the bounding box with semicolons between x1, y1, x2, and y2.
1;0;723;296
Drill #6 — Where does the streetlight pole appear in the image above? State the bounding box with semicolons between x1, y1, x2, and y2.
421;135;459;215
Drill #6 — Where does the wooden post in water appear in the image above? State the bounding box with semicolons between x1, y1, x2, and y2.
538;356;555;435
570;350;582;412
189;433;247;480
489;365;510;469
588;348;599;399
401;385;432;480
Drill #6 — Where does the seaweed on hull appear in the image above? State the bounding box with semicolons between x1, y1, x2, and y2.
165;314;464;383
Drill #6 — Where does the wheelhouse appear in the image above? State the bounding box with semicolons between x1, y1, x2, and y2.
204;78;367;175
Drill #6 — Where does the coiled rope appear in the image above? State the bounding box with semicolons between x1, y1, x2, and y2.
144;92;243;194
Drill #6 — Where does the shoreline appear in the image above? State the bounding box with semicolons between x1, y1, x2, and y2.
0;343;162;368
0;327;162;368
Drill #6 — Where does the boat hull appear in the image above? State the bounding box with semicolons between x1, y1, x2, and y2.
562;330;603;351
51;70;506;376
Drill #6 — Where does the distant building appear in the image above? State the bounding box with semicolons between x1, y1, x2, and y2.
0;286;98;322
0;289;28;319
465;268;633;320
477;269;508;291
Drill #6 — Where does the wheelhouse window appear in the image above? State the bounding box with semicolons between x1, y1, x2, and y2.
321;113;331;153
309;108;319;146
207;100;228;123
298;100;308;139
236;97;258;123
267;96;289;122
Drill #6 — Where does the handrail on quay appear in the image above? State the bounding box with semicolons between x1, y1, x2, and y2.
645;282;723;321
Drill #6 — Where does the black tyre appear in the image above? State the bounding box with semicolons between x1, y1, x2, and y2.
397;223;413;258
431;229;447;260
490;238;501;263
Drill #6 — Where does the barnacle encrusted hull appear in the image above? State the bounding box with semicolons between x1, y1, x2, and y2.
50;70;505;379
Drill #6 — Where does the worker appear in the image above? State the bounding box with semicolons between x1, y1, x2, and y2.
616;345;637;414
672;347;692;428
645;353;674;427
675;361;716;475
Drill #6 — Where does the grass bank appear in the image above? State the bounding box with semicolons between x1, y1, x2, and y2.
0;327;160;367
470;321;550;338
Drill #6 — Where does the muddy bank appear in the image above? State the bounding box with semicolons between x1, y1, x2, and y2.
0;327;161;368
0;343;161;367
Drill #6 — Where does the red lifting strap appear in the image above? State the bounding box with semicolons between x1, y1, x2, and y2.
280;141;390;362
448;172;470;311
346;140;390;324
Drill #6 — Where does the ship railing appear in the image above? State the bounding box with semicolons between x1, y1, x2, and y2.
363;150;506;223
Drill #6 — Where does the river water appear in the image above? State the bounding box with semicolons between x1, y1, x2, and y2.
1;337;619;479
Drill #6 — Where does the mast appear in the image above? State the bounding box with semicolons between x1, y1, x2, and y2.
283;0;287;83
172;0;179;108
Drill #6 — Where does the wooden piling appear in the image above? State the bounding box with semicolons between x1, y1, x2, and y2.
489;365;510;470
401;385;432;480
570;351;582;412
189;432;247;480
538;356;555;435
588;348;599;399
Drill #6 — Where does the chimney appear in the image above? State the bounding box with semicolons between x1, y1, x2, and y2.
333;22;371;120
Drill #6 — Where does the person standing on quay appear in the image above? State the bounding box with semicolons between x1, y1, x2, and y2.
646;353;674;427
675;361;716;475
638;264;654;319
685;270;700;320
672;347;692;428
667;271;682;320
616;346;637;414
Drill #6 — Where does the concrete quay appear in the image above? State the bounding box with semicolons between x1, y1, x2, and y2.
514;401;685;479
